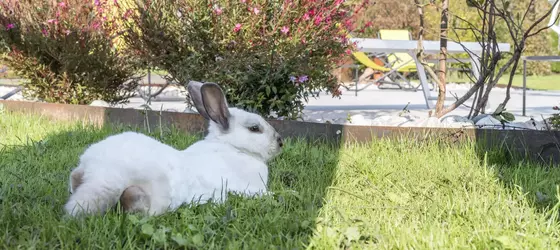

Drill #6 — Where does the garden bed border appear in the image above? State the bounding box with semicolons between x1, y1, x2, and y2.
1;100;559;165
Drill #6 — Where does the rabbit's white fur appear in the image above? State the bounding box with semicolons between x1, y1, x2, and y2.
64;132;175;216
64;82;283;217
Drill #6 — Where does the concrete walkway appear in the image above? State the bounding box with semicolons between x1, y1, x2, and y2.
2;77;559;125
301;83;560;123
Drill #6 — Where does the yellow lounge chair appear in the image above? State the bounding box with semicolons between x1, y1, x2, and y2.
378;29;435;90
346;30;435;93
378;30;424;73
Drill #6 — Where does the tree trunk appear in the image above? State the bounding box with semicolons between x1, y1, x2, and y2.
435;0;449;117
425;0;558;119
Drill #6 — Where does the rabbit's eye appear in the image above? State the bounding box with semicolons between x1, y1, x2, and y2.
248;125;261;133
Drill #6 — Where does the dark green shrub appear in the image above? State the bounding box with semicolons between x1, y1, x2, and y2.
120;0;367;119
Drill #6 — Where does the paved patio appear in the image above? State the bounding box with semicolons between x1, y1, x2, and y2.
2;77;559;125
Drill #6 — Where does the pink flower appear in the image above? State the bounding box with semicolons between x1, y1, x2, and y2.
314;16;323;25
41;28;48;36
280;26;289;34
47;19;58;24
233;23;242;32
58;2;66;8
6;23;15;30
214;7;223;15
252;7;260;15
92;22;101;30
345;49;352;55
302;13;310;21
240;0;246;2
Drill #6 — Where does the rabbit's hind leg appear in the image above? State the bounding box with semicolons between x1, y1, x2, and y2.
120;185;150;214
69;167;85;194
119;181;171;216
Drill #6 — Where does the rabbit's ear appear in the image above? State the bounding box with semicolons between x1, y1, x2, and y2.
187;81;211;121
200;82;231;130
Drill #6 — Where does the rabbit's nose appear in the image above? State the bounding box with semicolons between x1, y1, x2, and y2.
276;136;283;147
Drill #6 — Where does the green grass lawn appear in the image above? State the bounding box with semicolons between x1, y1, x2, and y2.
447;73;560;91
499;74;560;90
1;111;560;249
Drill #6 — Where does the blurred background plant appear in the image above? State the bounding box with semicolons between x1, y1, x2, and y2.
354;0;556;76
0;0;142;105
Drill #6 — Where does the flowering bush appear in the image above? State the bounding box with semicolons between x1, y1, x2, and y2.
120;0;367;119
0;0;141;105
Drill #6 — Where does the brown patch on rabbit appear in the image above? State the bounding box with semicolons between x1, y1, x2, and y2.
70;168;85;192
120;185;150;213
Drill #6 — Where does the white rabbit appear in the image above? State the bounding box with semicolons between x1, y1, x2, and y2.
64;81;284;217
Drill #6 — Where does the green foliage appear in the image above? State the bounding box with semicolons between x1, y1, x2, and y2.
551;114;560;130
551;105;560;130
491;104;516;125
451;0;555;75
354;0;431;39
517;0;554;76
0;0;141;105
120;0;366;119
550;31;560;73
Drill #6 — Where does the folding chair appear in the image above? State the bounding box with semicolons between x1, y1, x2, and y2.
343;30;435;94
374;29;436;91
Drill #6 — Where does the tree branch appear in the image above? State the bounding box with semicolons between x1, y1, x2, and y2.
414;0;443;98
434;0;449;117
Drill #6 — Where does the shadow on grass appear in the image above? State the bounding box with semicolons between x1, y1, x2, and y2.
0;111;343;249
474;129;560;213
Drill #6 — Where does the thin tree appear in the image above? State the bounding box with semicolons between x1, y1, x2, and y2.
414;0;560;120
436;0;449;115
